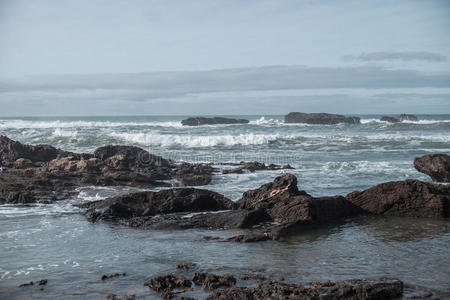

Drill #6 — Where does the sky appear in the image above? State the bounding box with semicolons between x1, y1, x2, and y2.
0;0;449;116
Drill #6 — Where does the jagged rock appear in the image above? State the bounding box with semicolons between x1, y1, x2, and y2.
192;272;236;290
173;163;214;186
0;135;67;167
145;274;192;299
284;112;360;124
380;116;400;123
414;153;450;182
181;117;249;126
346;179;450;218
206;278;403;300
82;188;235;222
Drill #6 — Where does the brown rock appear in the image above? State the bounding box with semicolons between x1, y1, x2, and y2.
414;153;450;182
346;179;450;218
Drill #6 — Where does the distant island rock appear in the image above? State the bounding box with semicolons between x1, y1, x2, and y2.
380;114;418;123
284;112;360;124
181;117;249;126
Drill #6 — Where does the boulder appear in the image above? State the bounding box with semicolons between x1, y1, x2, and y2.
82;188;235;222
284;112;360;124
399;114;418;121
346;179;450;218
414;153;450;182
380;116;400;123
181;117;249;126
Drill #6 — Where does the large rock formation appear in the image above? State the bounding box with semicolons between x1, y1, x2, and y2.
380;116;400;123
284;112;360;124
346;179;450;218
414;153;450;183
206;278;403;300
181;117;249;126
0;137;218;204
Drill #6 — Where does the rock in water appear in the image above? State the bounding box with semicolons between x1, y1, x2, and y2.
346;179;450;218
284;112;360;124
181;117;249;126
380;116;400;123
82;188;235;222
399;113;418;121
414;153;450;183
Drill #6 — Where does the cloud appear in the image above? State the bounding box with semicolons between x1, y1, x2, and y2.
342;51;447;62
0;65;449;116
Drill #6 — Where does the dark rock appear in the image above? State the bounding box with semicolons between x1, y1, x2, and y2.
0;135;67;167
222;168;244;174
380;116;400;123
145;274;192;299
177;263;196;271
106;294;136;300
101;273;127;280
18;281;34;287
173;163;214;186
284;112;360;124
206;277;403;300
181;117;249;126
192;272;236;290
82;188;235;223
399;114;418;121
227;232;272;243
346;179;450;218
38;279;47;286
414;153;450;182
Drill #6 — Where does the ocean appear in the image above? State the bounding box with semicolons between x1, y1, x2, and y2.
0;114;449;298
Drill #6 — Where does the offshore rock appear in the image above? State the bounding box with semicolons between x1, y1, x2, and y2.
284;112;360;124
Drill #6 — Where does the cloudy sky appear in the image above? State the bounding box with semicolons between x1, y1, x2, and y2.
0;0;449;116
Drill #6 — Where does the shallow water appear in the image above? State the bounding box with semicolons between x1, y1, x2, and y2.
0;115;449;298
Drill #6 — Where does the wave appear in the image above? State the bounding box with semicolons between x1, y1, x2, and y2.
360;118;450;124
249;116;284;126
0;119;182;129
111;132;281;147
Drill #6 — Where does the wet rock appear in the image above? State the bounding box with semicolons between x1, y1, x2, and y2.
38;279;47;286
346;179;450;218
181;117;249;126
414;153;450;183
206;277;403;300
0;135;67;167
101;273;127;280
222;168;244;174
18;281;35;287
82;188;235;223
173;163;215;186
177;263;196;271
399;114;418;121
380;116;400;123
192;272;236;290
227;232;272;243
145;274;192;299
284;112;360;124
13;158;33;169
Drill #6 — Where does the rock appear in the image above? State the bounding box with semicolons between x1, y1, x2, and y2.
101;273;127;280
38;279;47;286
18;281;34;287
399;114;418;121
106;294;136;300
222;162;294;174
346;179;450;218
206;278;403;300
144;274;192;299
82;188;235;223
414;153;450;182
192;272;236;290
284;112;360;124
222;168;244;174
173;163;214;186
181;117;249;126
380;116;400;123
0;135;67;167
177;263;196;271
13;158;33;169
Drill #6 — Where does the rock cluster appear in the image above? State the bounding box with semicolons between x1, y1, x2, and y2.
284;112;360;124
380;114;418;123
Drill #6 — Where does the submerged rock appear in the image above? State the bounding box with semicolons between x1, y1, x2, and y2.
399;113;418;121
414;153;450;183
181;117;249;126
284;112;360;124
222;162;295;174
346;179;450;218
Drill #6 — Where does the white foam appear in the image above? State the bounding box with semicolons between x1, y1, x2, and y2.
249;116;284;126
52;128;78;137
111;132;281;147
0;119;182;129
360;118;450;124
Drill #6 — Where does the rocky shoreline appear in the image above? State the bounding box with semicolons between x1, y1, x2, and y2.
1;135;449;299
